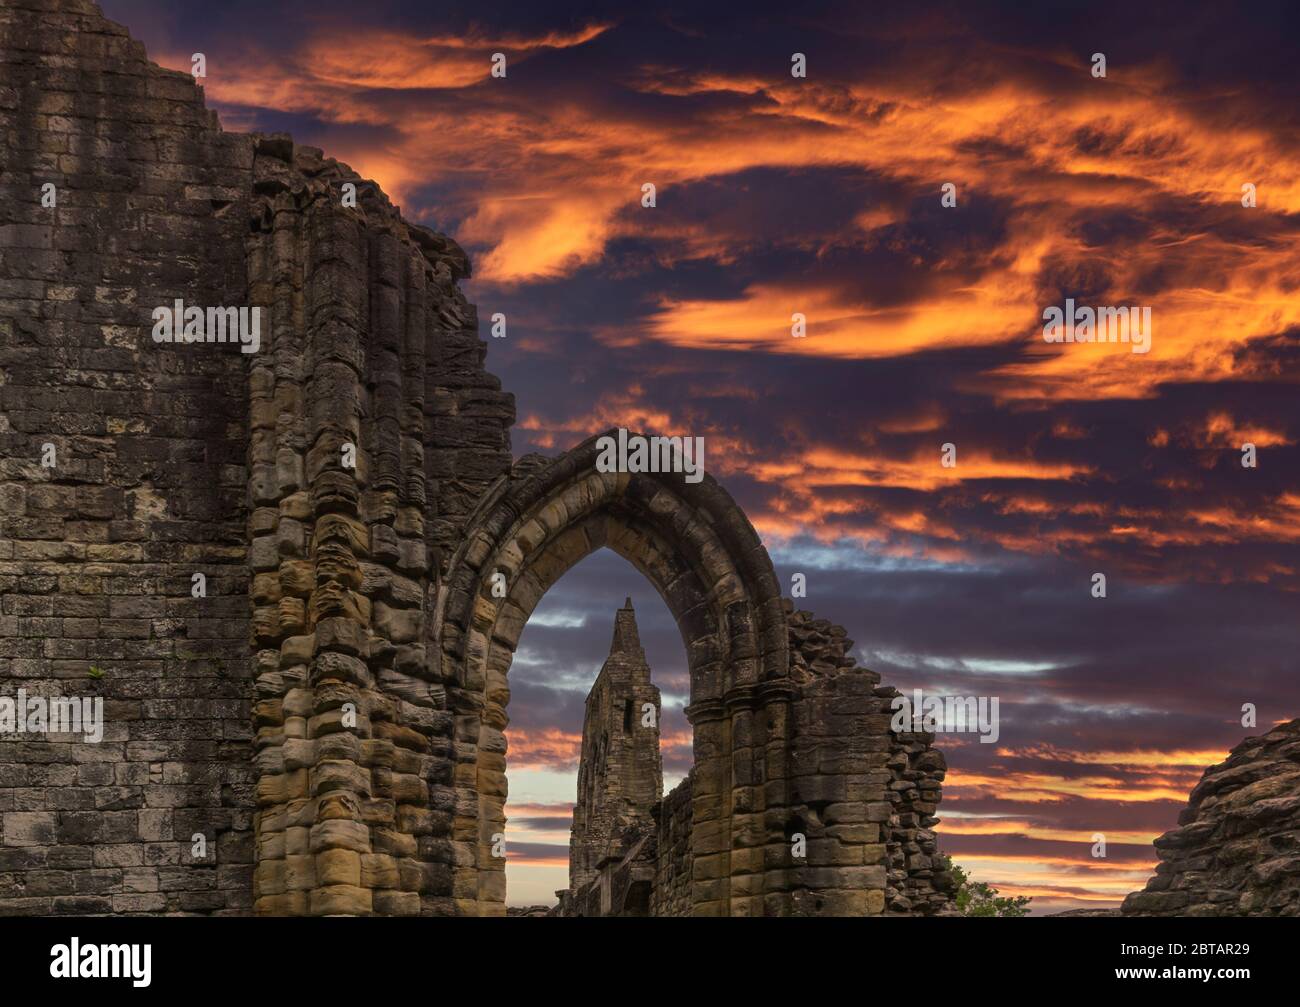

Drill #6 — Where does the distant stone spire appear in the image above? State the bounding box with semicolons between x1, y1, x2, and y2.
608;596;644;659
567;598;662;894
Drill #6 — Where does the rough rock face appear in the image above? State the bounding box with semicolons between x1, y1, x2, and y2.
1123;719;1300;917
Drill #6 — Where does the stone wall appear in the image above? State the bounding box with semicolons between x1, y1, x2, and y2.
0;0;516;917
1;0;255;915
651;773;693;917
878;690;953;915
784;606;956;916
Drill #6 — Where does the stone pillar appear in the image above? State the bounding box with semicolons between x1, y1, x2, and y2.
685;699;730;916
303;202;374;917
248;156;315;915
726;698;764;916
758;685;796;916
243;137;489;916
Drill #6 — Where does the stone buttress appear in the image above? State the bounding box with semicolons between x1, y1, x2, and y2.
242;141;513;915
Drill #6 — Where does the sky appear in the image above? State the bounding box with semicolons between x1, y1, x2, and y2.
100;0;1300;911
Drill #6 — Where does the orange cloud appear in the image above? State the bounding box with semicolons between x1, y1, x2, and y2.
940;818;1158;846
507;726;583;770
746;445;1092;491
160;14;1300;403
1002;745;1230;768
945;769;1196;804
639;279;1033;358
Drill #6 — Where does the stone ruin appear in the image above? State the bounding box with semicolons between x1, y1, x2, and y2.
562;599;662;904
552;598;662;916
1121;718;1300;917
0;0;957;916
552;601;957;917
8;0;1300;930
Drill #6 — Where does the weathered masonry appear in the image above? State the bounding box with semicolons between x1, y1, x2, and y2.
553;601;958;917
0;0;956;916
563;599;663;903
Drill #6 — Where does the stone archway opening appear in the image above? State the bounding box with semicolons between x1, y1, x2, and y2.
436;431;791;916
500;550;692;912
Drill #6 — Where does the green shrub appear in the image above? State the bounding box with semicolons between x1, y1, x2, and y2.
940;855;1032;917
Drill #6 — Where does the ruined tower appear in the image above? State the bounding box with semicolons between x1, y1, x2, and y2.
568;599;662;893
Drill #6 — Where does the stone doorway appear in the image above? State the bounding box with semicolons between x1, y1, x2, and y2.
503;566;688;913
435;431;791;915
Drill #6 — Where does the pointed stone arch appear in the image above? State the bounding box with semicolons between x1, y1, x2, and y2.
434;430;792;915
